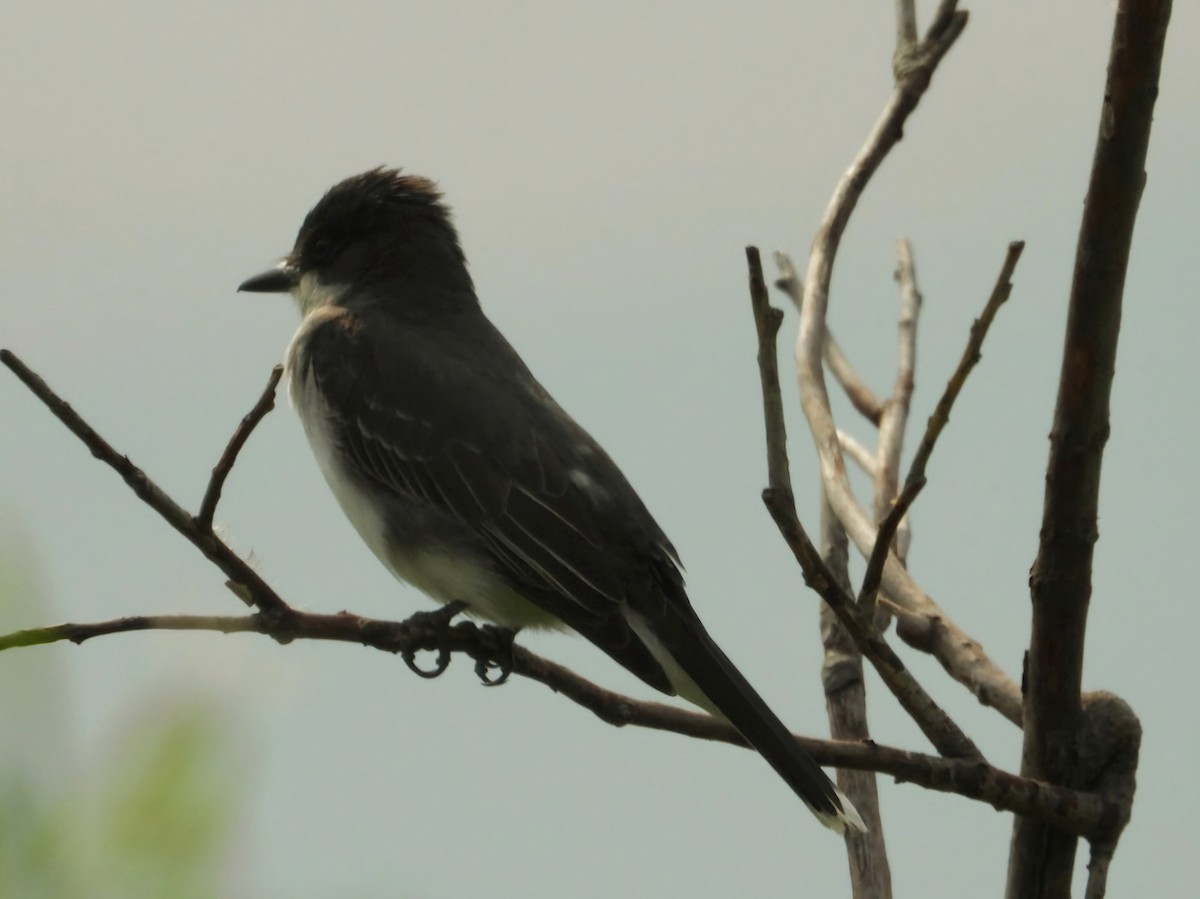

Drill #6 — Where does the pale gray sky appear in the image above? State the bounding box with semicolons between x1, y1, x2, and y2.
2;1;1197;896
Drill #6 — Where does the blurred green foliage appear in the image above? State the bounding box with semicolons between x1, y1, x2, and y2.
0;520;243;899
0;703;241;899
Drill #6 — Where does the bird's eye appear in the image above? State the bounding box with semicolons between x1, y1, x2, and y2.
309;236;336;263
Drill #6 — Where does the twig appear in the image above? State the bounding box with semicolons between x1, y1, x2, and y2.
858;242;1024;611
0;607;1119;839
747;251;978;761
746;248;790;491
894;0;918;64
826;332;886;427
928;0;962;42
762;488;977;760
1011;0;1169;892
860;240;922;628
877;239;921;520
197;365;284;531
0;349;292;620
799;6;966;369
838;430;876;476
775;252;884;426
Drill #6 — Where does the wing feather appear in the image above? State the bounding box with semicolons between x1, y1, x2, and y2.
296;307;680;693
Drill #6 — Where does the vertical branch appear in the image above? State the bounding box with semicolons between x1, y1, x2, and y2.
1007;1;1171;896
893;0;918;63
863;240;921;626
878;240;920;526
746;248;791;492
748;249;979;760
820;495;892;897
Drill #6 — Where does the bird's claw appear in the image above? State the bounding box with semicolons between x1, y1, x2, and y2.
404;646;452;679
475;624;516;686
400;600;469;679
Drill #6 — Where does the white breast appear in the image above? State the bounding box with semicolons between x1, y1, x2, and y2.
284;311;565;631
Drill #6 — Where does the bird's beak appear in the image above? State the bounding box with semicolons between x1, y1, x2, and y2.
238;260;300;294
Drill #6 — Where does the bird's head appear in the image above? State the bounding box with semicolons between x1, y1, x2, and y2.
239;167;473;316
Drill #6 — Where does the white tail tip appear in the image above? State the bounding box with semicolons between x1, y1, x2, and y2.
815;786;868;834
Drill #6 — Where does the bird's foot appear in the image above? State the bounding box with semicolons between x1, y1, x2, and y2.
474;624;516;687
401;600;469;679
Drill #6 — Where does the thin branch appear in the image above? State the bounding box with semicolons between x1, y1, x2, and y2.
0;614;264;648
838;429;876;476
894;0;918;65
746;248;791;491
771;251;803;310
800;7;966;360
794;236;1024;721
747;251;978;761
775;252;884;426
928;0;962;42
763;488;978;760
858;242;1024;611
1010;0;1170;893
0;349;292;620
826;332;886;427
197;365;284;531
860;240;922;627
0;607;1119;839
877;239;921;518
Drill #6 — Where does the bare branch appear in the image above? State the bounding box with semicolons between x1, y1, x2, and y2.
928;0;963;45
878;238;921;518
781;9;1024;722
795;236;1024;721
859;240;922;629
746;253;978;761
775;251;884;426
197;365;284;531
826;332;886;427
838;429;876;476
746;247;791;492
894;0;918;62
1010;0;1170;892
820;495;893;895
0;614;263;648
800;8;965;359
858;242;1024;612
771;251;803;309
763;489;978;760
1;349;292;620
0;606;1119;839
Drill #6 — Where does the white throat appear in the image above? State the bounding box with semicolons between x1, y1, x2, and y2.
292;271;348;317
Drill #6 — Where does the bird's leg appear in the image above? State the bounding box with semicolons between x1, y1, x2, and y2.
401;600;469;679
475;625;517;686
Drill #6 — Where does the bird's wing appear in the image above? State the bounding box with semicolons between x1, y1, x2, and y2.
298;307;680;692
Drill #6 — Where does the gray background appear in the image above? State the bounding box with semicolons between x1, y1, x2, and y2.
2;1;1196;896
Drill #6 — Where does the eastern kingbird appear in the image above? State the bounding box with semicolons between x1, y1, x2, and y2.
240;168;864;833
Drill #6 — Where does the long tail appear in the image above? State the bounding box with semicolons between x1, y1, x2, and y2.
646;604;866;834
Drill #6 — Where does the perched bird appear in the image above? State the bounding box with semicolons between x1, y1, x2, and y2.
239;168;864;833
